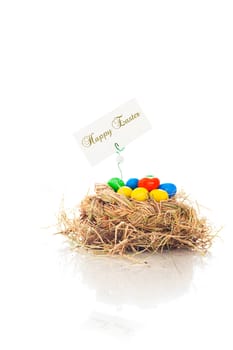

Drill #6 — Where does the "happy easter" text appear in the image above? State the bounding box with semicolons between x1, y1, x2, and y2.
81;112;140;148
82;129;112;148
112;112;140;129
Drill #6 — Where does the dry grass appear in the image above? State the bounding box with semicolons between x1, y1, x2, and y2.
57;184;215;256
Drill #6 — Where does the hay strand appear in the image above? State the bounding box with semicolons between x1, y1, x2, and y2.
57;184;215;256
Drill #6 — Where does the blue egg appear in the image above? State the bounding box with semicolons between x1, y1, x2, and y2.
159;183;177;197
126;178;139;189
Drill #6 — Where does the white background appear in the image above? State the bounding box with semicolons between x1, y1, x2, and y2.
0;1;233;349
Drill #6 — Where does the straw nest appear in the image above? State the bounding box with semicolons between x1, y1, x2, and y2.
58;184;215;256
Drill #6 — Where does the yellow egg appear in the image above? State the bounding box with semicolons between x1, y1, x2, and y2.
131;187;149;201
150;189;169;202
117;186;132;198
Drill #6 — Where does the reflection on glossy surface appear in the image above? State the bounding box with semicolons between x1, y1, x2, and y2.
58;247;208;308
82;310;141;337
56;246;213;337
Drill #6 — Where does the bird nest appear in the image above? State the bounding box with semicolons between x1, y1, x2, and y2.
57;184;215;256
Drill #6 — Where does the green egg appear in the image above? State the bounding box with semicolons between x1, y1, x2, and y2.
107;177;125;191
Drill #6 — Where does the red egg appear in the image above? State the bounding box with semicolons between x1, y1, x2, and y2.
138;177;160;191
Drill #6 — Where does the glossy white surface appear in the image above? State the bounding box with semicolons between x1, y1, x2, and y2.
1;193;232;349
1;1;233;349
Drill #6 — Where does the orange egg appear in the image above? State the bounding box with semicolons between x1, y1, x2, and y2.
138;177;160;191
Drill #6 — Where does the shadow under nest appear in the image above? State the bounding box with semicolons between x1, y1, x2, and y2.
58;184;214;256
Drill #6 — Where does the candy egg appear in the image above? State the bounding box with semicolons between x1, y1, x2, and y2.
117;186;132;198
150;189;169;202
131;187;149;201
126;178;139;189
159;183;177;197
138;177;160;191
107;177;125;191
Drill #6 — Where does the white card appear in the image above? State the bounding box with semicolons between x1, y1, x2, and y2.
74;99;152;166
